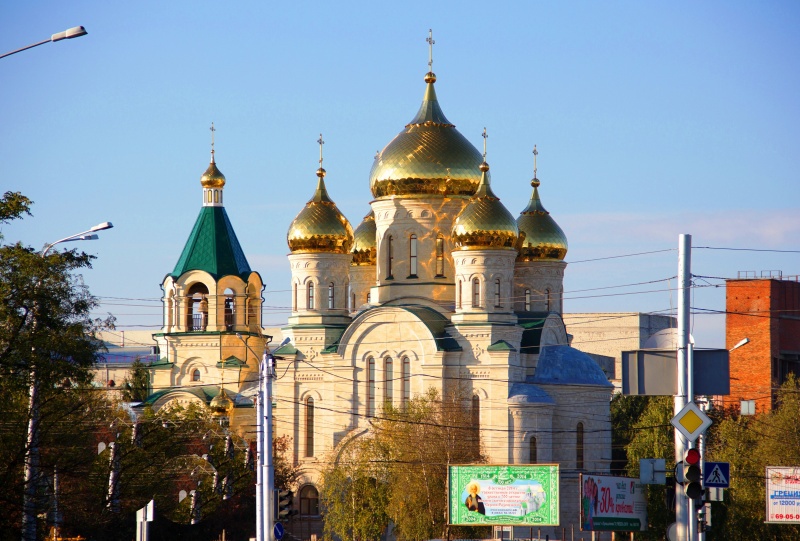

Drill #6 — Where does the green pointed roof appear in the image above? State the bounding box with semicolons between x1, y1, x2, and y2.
171;206;252;280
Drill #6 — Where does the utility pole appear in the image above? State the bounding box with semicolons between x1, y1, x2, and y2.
264;351;275;541
675;234;696;541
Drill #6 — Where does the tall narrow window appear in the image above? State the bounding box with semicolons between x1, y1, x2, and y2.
525;289;531;311
224;288;235;331
472;278;481;308
307;282;315;310
367;357;375;417
293;283;298;311
471;395;480;442
576;422;585;470
214;190;219;203
386;235;394;279
305;397;314;457
366;292;371;304
494;279;501;307
351;292;356;311
435;237;445;277
457;280;462;309
192;369;201;382
409;235;418;277
401;357;410;408
545;288;551;311
328;282;335;309
384;357;393;406
530;436;537;464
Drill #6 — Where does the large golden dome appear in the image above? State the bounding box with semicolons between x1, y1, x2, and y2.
516;178;568;261
287;167;354;254
452;162;519;250
209;388;234;417
369;72;483;199
200;151;226;189
351;210;377;265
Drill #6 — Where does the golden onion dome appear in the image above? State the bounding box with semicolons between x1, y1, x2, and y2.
200;150;226;189
287;167;354;254
516;177;568;261
369;72;483;199
351;210;377;266
209;388;234;417
452;161;519;250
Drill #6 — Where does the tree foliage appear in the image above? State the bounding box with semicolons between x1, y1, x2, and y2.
122;358;151;402
321;387;489;541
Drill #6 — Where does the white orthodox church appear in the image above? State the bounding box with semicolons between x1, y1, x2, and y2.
139;49;613;536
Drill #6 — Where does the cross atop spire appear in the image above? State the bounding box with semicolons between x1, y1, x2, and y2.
317;134;325;166
482;127;488;160
533;144;538;178
426;29;435;71
210;122;216;162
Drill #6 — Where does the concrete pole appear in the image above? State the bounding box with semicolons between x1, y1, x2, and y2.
265;353;275;541
675;234;691;541
256;365;264;541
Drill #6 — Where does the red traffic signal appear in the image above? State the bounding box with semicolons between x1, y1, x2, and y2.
683;449;703;500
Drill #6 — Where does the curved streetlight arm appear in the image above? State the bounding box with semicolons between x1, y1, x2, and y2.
40;221;113;257
0;26;87;60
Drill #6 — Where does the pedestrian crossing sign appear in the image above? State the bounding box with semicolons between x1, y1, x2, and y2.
704;462;730;488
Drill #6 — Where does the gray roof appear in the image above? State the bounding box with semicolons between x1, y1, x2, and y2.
532;345;614;387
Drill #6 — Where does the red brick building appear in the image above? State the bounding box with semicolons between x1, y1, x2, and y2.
725;276;800;412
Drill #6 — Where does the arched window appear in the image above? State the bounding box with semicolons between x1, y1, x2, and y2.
409;235;418;277
576;422;585;470
305;397;314;457
299;485;320;516
328;282;335;310
366;291;371;304
192;369;201;382
545;288;551;311
386;235;394;279
530;436;537;464
186;283;209;331
214;190;219;203
307;282;315;310
457;280;462;309
293;283;298;312
435;236;445;277
384;357;393;406
224;288;235;330
472;278;481;308
401;357;410;408
367;357;375;417
525;289;531;311
351;292;356;311
494;278;501;307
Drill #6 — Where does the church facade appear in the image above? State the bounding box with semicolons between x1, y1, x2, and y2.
275;64;613;534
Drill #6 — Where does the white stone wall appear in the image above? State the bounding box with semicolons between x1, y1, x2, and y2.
513;260;567;314
288;252;352;315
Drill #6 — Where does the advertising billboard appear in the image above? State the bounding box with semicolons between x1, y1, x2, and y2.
766;467;800;524
448;465;559;526
579;474;647;531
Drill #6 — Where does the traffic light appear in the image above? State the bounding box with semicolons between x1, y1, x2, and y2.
277;489;297;520
681;448;704;500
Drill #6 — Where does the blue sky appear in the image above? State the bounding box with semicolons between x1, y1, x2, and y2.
2;1;798;347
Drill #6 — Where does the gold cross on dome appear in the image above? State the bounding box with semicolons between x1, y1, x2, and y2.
317;134;325;166
426;29;435;71
210;122;216;154
533;145;538;178
482;127;488;160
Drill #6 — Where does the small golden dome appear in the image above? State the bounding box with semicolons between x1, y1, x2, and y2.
516;177;568;261
452;165;519;250
369;73;483;199
287;169;354;254
200;152;226;189
351;210;377;266
209;388;234;417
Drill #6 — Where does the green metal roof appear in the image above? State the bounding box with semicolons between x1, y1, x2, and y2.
516;311;549;355
171;206;251;280
217;355;247;368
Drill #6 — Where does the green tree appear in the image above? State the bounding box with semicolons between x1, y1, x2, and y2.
321;387;488;541
121;358;151;402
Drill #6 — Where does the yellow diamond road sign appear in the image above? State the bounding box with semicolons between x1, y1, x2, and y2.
671;402;712;442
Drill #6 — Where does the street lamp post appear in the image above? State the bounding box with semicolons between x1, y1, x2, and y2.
22;222;113;541
0;26;87;60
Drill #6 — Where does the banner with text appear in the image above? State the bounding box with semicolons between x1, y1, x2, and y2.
766;467;800;524
448;465;559;526
579;474;647;532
